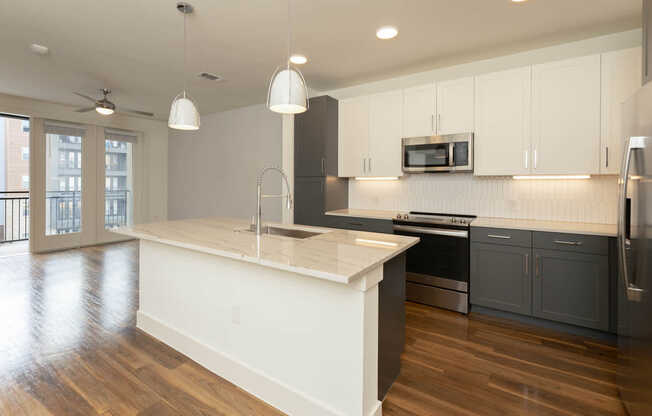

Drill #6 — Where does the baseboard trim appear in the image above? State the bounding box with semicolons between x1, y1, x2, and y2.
138;311;381;416
470;305;617;343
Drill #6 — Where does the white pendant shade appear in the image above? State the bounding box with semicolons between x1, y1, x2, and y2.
267;66;308;114
168;92;200;130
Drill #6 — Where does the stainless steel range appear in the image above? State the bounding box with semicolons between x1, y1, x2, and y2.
392;212;476;314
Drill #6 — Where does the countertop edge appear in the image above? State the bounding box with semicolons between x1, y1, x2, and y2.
116;227;419;286
325;209;617;237
471;220;617;237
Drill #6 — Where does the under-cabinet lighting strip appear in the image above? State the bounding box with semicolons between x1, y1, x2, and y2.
354;177;399;181
512;175;591;180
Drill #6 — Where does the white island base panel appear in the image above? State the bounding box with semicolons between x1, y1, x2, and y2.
137;240;383;416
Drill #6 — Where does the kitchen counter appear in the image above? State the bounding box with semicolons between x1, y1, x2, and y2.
472;217;617;237
325;208;618;237
116;216;417;416
117;216;418;285
325;208;403;221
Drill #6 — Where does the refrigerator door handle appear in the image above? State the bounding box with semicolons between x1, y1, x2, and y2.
618;136;647;302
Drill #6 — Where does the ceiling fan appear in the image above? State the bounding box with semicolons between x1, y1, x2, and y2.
74;88;154;117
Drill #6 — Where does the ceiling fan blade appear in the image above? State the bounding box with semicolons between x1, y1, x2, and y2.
117;107;155;117
75;107;96;113
73;92;98;102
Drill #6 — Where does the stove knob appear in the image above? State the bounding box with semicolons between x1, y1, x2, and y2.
459;219;466;225
451;218;457;223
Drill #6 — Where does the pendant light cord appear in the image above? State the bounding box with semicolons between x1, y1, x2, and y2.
287;0;291;70
183;5;187;97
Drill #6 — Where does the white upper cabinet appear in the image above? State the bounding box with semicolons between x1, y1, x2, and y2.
474;66;532;176
532;54;601;174
338;91;403;177
402;84;436;138
436;77;475;135
601;47;642;174
338;96;369;178
369;90;404;177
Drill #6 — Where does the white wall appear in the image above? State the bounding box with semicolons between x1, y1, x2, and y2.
168;104;283;222
0;92;168;224
316;29;641;225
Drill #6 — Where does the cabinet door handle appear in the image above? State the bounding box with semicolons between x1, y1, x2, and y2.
553;240;583;246
363;158;366;173
431;114;435;133
487;234;511;239
437;114;441;134
321;158;325;175
524;253;529;275
606;146;609;168
524;150;529;170
534;149;538;169
368;158;372;173
535;255;540;278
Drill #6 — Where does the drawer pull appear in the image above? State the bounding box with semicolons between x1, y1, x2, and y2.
488;234;511;239
348;222;364;227
524;253;529;275
554;240;583;246
535;255;540;278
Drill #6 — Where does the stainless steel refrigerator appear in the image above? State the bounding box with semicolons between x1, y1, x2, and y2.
618;81;652;416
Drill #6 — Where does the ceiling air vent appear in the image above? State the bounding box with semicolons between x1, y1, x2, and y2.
198;72;223;82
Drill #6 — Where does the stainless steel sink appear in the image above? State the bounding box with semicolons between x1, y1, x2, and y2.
242;224;323;239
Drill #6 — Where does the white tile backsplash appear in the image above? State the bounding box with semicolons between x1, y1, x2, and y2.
349;174;618;224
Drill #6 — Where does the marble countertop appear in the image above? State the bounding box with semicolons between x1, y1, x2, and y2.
116;217;419;285
325;208;403;221
472;217;617;237
324;208;617;237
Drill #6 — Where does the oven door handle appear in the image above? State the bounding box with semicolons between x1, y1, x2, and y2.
393;224;468;239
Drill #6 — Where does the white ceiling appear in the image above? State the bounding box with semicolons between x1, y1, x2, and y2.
0;0;641;119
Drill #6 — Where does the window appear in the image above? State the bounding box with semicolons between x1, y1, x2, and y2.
76;152;81;169
21;175;29;189
21;147;29;160
21;120;30;132
68;152;75;168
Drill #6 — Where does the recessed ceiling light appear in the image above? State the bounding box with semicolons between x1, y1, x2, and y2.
376;26;398;40
29;43;49;56
290;54;307;65
511;0;528;2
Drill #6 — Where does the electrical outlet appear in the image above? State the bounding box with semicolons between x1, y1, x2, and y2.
232;305;240;325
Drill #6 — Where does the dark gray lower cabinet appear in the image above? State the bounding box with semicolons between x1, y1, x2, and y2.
470;243;532;315
533;249;609;331
470;228;612;332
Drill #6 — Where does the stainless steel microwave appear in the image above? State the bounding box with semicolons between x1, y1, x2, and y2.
402;133;473;173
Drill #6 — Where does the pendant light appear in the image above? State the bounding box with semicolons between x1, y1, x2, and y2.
169;2;200;130
266;0;308;114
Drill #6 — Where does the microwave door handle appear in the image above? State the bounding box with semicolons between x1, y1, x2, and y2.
618;137;646;302
449;142;454;167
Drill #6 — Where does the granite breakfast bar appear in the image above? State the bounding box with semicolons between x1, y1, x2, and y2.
117;217;419;416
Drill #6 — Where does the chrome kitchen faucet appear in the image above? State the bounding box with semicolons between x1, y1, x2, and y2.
255;167;293;236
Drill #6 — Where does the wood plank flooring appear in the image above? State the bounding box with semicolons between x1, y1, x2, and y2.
0;241;626;415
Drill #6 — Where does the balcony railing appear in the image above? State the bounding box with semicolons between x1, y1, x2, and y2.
0;191;29;243
0;190;130;243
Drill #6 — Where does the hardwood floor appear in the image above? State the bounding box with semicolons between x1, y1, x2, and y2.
0;241;626;415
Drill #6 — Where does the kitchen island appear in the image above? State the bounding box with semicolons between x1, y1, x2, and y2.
117;217;418;416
